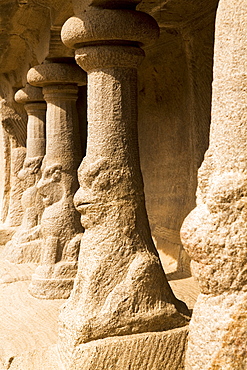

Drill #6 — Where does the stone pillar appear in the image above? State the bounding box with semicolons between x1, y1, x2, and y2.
2;84;46;263
27;62;86;299
4;140;26;228
16;85;46;160
58;1;189;368
181;1;247;369
0;124;10;225
0;87;27;242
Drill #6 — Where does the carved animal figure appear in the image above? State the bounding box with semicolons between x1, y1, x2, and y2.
2;156;43;263
29;162;83;299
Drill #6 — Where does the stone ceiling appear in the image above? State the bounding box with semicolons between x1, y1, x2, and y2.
138;0;219;28
0;0;219;86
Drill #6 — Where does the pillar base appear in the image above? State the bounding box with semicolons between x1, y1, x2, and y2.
29;276;75;299
60;326;188;370
7;327;188;370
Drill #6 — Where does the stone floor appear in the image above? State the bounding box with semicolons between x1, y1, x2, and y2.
0;245;199;368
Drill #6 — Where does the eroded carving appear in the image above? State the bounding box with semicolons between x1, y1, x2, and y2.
30;161;82;292
59;3;189;367
2;156;43;263
27;62;86;299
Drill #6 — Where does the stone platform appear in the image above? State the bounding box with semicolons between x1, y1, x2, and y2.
9;327;189;370
0;256;66;369
0;250;199;369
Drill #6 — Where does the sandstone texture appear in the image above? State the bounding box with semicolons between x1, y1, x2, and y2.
2;0;245;369
27;62;86;299
58;1;190;368
181;0;247;368
2;85;45;264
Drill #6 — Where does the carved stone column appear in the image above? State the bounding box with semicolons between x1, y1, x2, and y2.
27;62;86;299
3;140;26;229
17;85;46;160
0;80;27;239
58;1;189;368
2;84;46;263
181;1;247;369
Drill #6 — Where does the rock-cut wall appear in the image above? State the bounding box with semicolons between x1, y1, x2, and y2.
138;0;218;273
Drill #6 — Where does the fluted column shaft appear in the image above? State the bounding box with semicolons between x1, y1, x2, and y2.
181;1;247;369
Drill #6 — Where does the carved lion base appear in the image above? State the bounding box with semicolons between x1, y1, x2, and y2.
7;326;188;370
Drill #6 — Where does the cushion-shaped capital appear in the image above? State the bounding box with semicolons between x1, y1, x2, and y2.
14;84;44;104
61;9;159;50
27;63;87;87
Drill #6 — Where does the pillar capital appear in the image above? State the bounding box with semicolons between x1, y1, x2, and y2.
27;62;87;87
61;1;159;73
61;9;159;51
14;84;44;105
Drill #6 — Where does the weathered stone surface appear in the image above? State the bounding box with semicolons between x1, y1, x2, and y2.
59;1;189;367
7;346;62;370
2;85;46;263
7;324;189;370
137;8;216;272
181;0;247;368
0;124;11;225
69;327;188;370
186;292;247;370
0;0;74;88
4;145;26;228
0;75;27;244
0;74;28;233
2;0;244;369
27;62;86;299
0;0;78;258
13;327;187;370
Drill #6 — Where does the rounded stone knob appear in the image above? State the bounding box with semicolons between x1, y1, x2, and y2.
14;84;44;104
27;63;87;87
61;9;159;50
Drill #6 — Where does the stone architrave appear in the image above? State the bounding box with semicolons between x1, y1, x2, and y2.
181;1;247;369
58;1;190;368
2;84;46;263
27;62;86;299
